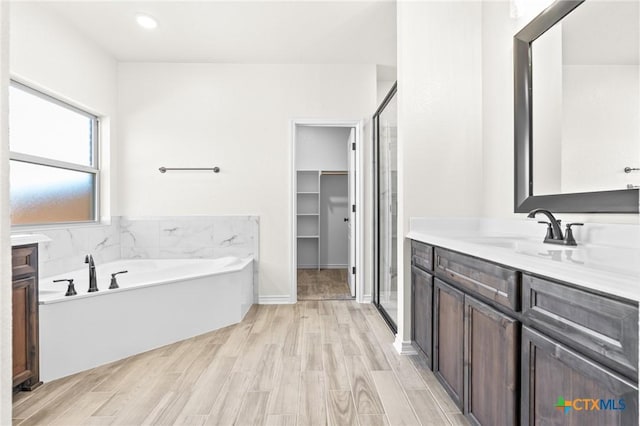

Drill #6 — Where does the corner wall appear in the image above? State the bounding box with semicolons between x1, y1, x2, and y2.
0;2;10;422
396;1;484;345
117;63;377;301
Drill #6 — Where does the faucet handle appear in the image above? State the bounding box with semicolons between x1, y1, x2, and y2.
563;223;583;246
537;221;553;240
109;270;128;289
53;278;77;296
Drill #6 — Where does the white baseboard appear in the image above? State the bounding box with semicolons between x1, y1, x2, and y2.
258;295;294;305
393;337;418;355
361;294;372;303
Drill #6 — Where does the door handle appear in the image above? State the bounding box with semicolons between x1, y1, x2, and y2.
344;218;349;222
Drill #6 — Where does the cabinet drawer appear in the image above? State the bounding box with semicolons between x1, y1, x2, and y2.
12;245;37;278
434;248;520;311
411;240;433;271
523;274;638;381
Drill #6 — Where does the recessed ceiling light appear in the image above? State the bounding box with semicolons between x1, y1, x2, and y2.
136;13;158;30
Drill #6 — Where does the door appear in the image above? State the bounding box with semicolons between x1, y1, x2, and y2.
433;278;465;410
464;296;519;426
522;326;638;426
412;266;433;368
373;83;398;329
347;128;356;297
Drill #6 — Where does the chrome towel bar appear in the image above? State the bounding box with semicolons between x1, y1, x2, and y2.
624;167;639;173
159;166;220;173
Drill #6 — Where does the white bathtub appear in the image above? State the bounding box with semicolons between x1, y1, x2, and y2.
39;257;254;382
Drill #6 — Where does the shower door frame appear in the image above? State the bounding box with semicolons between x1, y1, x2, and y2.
373;82;398;333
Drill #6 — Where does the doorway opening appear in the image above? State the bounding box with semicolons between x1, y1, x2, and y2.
291;120;362;302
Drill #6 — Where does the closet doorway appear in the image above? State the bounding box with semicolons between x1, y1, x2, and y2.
292;121;361;302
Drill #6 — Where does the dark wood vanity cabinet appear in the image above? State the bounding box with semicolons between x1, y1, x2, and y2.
433;278;465;409
12;244;41;391
465;296;519;426
522;326;638;426
412;266;433;368
411;240;638;425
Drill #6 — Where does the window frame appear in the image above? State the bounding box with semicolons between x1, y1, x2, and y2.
9;80;101;227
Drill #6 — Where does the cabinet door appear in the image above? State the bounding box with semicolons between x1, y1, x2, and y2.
433;278;464;409
13;277;37;387
465;296;519;426
412;266;433;368
522;326;638;426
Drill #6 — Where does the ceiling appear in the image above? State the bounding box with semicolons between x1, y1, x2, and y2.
36;1;397;65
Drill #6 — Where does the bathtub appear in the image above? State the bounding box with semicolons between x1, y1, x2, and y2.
38;256;254;382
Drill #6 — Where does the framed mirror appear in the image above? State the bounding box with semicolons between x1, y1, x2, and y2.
514;0;639;213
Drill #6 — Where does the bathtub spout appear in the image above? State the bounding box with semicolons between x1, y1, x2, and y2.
84;254;99;292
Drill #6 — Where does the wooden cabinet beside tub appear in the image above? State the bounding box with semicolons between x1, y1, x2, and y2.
410;239;639;426
12;244;41;391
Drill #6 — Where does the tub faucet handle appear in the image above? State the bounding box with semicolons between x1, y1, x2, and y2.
53;278;77;296
109;270;128;289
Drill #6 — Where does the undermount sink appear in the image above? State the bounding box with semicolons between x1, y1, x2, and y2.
463;236;552;250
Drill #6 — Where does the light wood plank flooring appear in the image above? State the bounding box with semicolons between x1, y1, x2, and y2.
297;270;352;300
12;301;468;426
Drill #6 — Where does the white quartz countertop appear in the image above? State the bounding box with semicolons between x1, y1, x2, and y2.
408;218;640;302
11;234;52;246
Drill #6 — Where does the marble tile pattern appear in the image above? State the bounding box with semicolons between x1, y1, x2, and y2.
14;216;260;297
120;215;260;298
20;218;122;278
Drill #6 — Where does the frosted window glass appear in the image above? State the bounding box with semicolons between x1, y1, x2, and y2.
10;161;95;225
9;84;95;166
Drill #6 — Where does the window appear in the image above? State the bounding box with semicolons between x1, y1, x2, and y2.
9;81;99;226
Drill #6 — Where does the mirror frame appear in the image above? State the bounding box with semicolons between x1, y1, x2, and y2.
514;0;639;213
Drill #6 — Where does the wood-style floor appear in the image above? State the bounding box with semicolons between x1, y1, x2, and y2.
12;301;468;426
297;269;352;301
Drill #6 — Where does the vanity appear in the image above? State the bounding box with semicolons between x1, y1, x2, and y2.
408;218;639;426
11;234;49;392
12;243;41;391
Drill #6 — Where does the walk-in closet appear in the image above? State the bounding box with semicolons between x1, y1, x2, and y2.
295;125;354;300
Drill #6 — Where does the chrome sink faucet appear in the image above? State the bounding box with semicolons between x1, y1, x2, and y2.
84;254;99;292
527;209;583;246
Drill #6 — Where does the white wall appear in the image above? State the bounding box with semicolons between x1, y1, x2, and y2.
9;2;118;220
0;2;10;422
117;63;376;300
562;65;639;193
396;1;483;345
532;23;563;195
296;126;350;171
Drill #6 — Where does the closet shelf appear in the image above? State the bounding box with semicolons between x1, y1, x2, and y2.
297;213;319;216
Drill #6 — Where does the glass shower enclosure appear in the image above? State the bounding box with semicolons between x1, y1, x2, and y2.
373;83;398;331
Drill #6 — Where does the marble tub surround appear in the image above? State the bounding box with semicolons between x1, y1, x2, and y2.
120;216;260;300
408;217;640;301
120;216;259;259
12;215;259;289
10;234;51;247
12;219;121;278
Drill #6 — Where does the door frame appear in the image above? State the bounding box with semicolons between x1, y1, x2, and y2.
290;119;364;303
